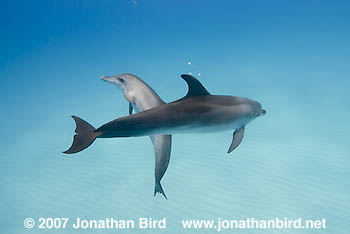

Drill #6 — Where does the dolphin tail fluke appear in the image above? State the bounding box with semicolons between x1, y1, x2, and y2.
63;115;101;154
154;182;168;200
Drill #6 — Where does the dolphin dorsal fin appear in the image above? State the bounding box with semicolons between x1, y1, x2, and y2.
181;74;211;97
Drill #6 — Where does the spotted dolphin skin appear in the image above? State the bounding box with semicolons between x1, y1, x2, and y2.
100;73;171;199
64;74;266;196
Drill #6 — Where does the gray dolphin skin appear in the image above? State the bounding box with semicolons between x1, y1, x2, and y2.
100;73;171;199
64;74;266;196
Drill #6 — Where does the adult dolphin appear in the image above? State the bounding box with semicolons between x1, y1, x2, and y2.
64;74;266;184
100;73;171;199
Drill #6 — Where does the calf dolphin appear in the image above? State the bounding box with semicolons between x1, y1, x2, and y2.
100;73;171;199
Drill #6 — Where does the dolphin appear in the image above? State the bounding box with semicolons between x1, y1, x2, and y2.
64;74;266;190
100;73;171;199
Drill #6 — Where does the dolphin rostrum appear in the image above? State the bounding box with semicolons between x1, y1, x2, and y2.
100;73;171;199
64;74;266;192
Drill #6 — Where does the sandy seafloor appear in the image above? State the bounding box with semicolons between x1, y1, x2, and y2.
1;1;349;233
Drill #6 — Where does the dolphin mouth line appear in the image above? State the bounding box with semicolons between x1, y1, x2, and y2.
100;75;110;81
101;75;117;82
260;109;266;116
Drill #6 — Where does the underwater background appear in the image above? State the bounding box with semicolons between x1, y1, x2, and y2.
1;0;349;233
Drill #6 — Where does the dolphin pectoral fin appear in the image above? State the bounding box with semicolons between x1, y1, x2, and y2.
228;126;245;153
180;74;211;97
129;102;133;115
149;135;155;145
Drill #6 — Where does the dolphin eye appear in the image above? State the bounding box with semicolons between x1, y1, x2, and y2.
118;78;125;83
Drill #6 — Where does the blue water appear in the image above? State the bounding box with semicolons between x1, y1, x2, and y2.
1;1;349;233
